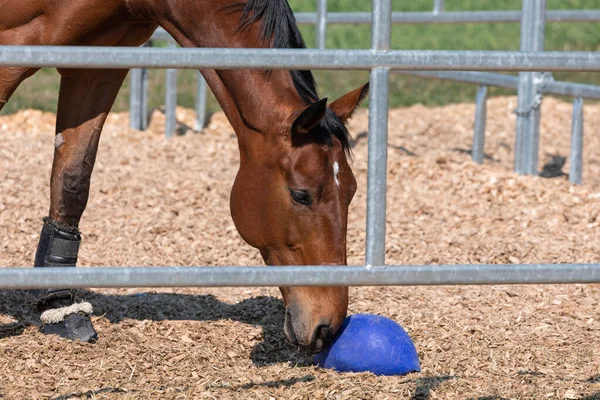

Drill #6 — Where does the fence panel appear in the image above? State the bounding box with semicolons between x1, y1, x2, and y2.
3;1;600;287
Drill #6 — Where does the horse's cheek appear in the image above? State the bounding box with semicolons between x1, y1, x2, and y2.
229;167;272;249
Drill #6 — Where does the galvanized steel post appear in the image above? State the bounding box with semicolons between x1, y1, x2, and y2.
139;41;151;131
141;67;149;130
569;97;584;185
316;0;328;49
472;86;488;164
129;68;143;130
366;0;392;267
194;72;208;131
515;0;546;175
433;0;445;14
165;40;177;137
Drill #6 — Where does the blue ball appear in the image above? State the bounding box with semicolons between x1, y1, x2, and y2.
313;314;420;376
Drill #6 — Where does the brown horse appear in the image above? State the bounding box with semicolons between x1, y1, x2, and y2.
0;0;367;353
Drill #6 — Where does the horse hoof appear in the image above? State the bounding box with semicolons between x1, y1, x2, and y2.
41;313;98;343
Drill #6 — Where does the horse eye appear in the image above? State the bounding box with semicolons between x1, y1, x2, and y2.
290;189;312;206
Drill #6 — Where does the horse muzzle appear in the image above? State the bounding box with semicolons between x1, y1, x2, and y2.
283;307;334;354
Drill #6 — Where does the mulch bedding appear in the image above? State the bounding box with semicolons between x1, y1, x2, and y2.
1;97;600;399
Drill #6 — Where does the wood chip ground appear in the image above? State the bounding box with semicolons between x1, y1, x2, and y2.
1;97;599;399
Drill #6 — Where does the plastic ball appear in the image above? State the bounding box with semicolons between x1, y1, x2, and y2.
313;313;420;376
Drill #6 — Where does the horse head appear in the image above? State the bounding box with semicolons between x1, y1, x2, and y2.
230;83;368;353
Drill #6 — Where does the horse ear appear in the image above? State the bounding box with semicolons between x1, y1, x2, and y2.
292;98;328;135
328;82;369;124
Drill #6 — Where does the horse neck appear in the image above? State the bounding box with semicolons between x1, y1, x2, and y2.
144;0;307;143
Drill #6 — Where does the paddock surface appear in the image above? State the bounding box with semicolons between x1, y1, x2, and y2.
1;97;600;399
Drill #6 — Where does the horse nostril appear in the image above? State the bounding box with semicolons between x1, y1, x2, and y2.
311;324;333;354
318;325;332;343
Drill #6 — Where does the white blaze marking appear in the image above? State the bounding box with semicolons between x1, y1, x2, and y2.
333;161;340;187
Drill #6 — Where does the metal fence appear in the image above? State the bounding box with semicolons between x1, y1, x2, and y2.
132;0;600;186
2;0;600;288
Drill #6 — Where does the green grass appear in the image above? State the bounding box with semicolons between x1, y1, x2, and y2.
2;0;600;115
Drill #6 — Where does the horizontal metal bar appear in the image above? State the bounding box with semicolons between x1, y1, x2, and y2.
151;10;600;42
292;10;600;25
2;46;600;71
395;70;519;89
541;79;600;100
148;11;600;28
394;70;600;100
543;9;600;22
1;264;600;289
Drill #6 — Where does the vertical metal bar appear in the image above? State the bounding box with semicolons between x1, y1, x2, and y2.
194;72;208;131
515;0;546;175
129;68;142;130
526;0;546;176
472;86;488;164
165;41;177;137
433;0;445;14
514;2;532;173
141;67;149;130
366;0;392;267
371;0;391;51
138;41;152;131
316;0;328;49
569;97;584;185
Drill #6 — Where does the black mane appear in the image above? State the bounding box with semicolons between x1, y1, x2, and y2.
226;0;352;154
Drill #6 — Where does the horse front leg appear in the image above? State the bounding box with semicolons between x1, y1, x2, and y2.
0;67;38;112
34;68;128;343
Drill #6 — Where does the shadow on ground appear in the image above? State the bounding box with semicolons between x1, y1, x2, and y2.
0;289;310;367
408;375;458;400
540;153;567;178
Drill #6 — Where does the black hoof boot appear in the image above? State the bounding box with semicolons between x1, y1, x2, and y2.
41;313;98;343
34;218;98;343
37;291;98;343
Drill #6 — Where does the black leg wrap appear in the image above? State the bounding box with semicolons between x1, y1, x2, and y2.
33;218;97;343
34;217;81;268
